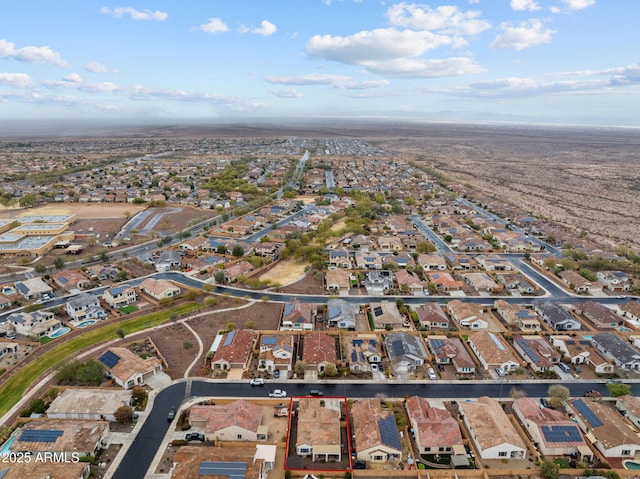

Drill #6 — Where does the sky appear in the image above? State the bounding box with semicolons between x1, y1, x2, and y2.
1;0;639;127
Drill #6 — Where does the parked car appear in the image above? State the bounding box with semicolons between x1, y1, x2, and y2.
167;406;176;422
269;389;287;398
428;367;437;380
250;378;265;387
353;461;367;470
273;369;280;379
540;398;551;408
584;390;602;398
185;432;205;442
309;389;323;396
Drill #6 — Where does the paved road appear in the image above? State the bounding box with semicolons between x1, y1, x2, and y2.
115;378;640;478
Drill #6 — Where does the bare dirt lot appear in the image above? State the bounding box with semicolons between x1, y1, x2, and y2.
272;269;324;295
258;259;309;286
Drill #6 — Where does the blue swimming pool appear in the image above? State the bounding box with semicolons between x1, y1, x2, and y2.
48;327;70;338
76;319;97;328
0;430;18;454
624;460;640;470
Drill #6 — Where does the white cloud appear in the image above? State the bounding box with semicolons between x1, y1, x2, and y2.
386;3;491;35
0;72;33;88
307;28;453;64
455;76;608;98
490;19;554;50
63;72;83;83
561;0;595;9
252;20;277;36
198;18;229;34
362;56;484;78
0;39;66;67
85;61;115;73
100;7;168;21
510;0;540;11
265;73;389;89
270;88;303;98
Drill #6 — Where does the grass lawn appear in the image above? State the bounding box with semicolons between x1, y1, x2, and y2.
0;302;202;418
120;305;139;314
554;457;571;468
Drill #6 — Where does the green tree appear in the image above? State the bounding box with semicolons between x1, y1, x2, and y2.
416;240;436;254
131;386;148;405
29;398;46;414
18;193;36;208
294;360;307;376
115;328;125;339
75;359;106;386
232;245;245;257
548;384;570;409
540;459;559;479
214;271;225;283
53;256;65;271
34;263;47;275
225;321;237;331
322;363;338;377
606;382;631;397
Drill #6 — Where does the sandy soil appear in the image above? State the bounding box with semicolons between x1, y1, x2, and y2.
329;218;347;232
258;259;308;285
0;203;147;219
272;269;324;295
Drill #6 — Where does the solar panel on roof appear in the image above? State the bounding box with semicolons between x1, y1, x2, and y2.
351;351;357;362
19;429;64;443
378;415;402;450
391;340;405;356
573;399;603;428
98;350;120;369
262;336;277;345
541;425;582;443
352;339;363;346
223;329;236;347
199;461;247;479
516;339;540;363
430;339;445;351
373;306;383;316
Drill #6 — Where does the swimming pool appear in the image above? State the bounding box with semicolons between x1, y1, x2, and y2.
0;430;18;454
76;319;97;328
48;327;70;338
624;460;640;470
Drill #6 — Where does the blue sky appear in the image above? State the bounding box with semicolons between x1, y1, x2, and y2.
1;0;639;126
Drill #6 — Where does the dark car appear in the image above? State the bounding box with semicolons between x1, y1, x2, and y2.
274;369;280;379
353;461;367;470
309;389;323;396
167;406;176;422
185;432;205;442
540;398;551;408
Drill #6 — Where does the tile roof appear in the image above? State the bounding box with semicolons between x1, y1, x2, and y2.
405;396;462;449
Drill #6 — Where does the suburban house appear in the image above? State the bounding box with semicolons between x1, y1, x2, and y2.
11;419;108;461
468;331;520;374
281;300;316;331
223;260;255;283
154;250;182;272
363;270;394;295
405;396;463;456
47;388;133;422
189;400;267;442
619;302;640;326
494;300;541;333
574;301;619;330
295;398;342;462
0;341;18;359
427;271;464;292
98;347;163;389
426;336;476;374
325;269;353;295
417;253;447;270
257;334;294;376
65;292;107;322
178;235;208;252
14;277;53;300
350;399;403;462
328;247;353;269
325;299;359;329
568;398;640;458
475;254;512;271
550;336;614;374
138;278;180;301
302;332;337;374
461;272;501;293
355;251;383;270
343;334;382;373
512;335;560;372
447;300;488;330
51;269;91;291
370;301;403;330
533;300;581;331
592;333;640;371
377;235;403;252
384;332;427;374
512;398;590;459
85;263;120;281
414;303;450;330
102;285;138;309
616;395;640;429
495;272;536;294
210;329;256;372
559;270;595;294
255;241;282;261
6;310;61;338
458;396;527;460
394;269;426;295
597;271;631;292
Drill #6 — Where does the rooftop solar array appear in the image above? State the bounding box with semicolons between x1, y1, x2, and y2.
430;338;445;351
19;429;64;443
373;306;383;317
262;336;277;345
379;414;402;450
199;461;247;479
515;339;540;363
98;350;121;369
573;399;603;428
541;425;582;443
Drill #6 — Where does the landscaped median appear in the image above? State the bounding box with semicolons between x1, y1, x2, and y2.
0;302;203;419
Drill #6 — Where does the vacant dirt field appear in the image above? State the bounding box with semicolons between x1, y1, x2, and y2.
272;269;324;295
0;202;146;220
258;259;308;286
